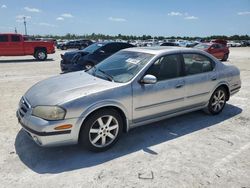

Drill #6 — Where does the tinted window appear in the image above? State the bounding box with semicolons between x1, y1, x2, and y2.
102;43;119;53
0;35;8;42
146;54;181;81
11;35;21;42
183;53;214;75
83;43;104;53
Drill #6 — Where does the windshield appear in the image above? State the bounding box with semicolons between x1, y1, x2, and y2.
194;43;210;49
83;43;104;53
88;51;154;83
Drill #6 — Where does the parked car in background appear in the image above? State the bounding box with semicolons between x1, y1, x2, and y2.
60;39;93;50
160;42;179;46
227;41;241;47
60;42;135;72
194;42;229;61
0;33;55;60
17;47;241;151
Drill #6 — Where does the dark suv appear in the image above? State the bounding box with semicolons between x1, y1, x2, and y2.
60;42;135;73
60;40;93;50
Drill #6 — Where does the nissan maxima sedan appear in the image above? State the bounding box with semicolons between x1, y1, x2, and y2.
16;47;241;151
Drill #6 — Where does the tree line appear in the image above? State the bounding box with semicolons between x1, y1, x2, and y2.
33;33;250;41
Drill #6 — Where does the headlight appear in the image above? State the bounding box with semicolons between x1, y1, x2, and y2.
32;106;66;121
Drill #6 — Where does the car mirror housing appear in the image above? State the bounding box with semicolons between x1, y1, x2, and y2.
140;74;157;84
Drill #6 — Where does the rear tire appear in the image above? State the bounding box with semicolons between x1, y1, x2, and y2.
205;87;227;115
34;49;47;61
222;53;229;61
79;109;123;152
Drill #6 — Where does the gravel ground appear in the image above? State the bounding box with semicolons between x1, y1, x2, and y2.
0;48;250;188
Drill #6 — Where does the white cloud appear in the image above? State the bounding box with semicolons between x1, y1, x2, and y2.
24;6;41;13
16;15;31;22
56;17;64;21
39;22;56;27
237;11;250;15
184;16;199;20
61;13;73;18
108;17;127;22
168;11;182;16
1;4;7;8
16;15;31;19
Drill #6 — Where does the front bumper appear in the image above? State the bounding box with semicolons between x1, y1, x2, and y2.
16;109;79;147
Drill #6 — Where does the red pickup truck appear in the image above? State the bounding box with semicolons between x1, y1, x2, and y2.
0;33;55;60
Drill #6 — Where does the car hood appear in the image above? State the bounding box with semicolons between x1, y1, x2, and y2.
24;71;118;106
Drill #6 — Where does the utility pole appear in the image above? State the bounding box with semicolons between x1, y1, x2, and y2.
23;16;27;35
15;27;17;33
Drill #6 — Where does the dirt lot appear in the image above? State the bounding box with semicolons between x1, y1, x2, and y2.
0;48;250;188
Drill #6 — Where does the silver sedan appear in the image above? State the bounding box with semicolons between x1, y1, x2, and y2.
16;47;241;151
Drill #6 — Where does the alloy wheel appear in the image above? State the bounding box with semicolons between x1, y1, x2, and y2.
211;90;226;112
89;115;119;148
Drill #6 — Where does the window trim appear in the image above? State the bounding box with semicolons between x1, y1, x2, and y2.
180;52;216;77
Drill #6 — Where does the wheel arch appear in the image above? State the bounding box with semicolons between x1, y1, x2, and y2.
212;82;230;101
34;47;47;55
77;103;129;141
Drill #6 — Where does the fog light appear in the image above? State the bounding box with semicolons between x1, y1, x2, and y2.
54;124;72;130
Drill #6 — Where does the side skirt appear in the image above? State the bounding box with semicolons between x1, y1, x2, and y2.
129;103;207;130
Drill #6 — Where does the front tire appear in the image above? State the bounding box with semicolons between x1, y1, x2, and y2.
206;87;227;115
34;49;47;61
79;109;123;152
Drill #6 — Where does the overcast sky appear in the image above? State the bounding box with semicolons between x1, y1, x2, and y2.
0;0;250;36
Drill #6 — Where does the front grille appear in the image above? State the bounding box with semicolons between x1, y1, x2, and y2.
18;97;30;118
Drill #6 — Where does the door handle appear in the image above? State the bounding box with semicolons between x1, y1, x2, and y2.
175;83;184;88
211;76;217;81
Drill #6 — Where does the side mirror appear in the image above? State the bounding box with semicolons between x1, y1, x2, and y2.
140;74;157;84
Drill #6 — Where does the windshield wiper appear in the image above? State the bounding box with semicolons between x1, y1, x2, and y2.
97;68;114;82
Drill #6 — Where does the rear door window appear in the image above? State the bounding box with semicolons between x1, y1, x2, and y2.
0;35;8;42
11;35;21;42
183;53;214;75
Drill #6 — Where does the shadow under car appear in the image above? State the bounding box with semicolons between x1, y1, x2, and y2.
15;103;242;174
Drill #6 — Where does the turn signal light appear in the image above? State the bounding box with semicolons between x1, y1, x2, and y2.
54;124;72;130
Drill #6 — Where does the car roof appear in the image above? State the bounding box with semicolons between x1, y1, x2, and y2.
122;46;204;55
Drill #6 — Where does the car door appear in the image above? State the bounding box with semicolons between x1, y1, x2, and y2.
0;34;10;55
182;53;216;107
132;54;186;123
8;35;24;55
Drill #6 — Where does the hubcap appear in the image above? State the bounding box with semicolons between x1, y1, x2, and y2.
89;115;119;148
211;90;225;112
38;52;45;60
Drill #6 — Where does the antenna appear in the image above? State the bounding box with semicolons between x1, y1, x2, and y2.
23;16;27;35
